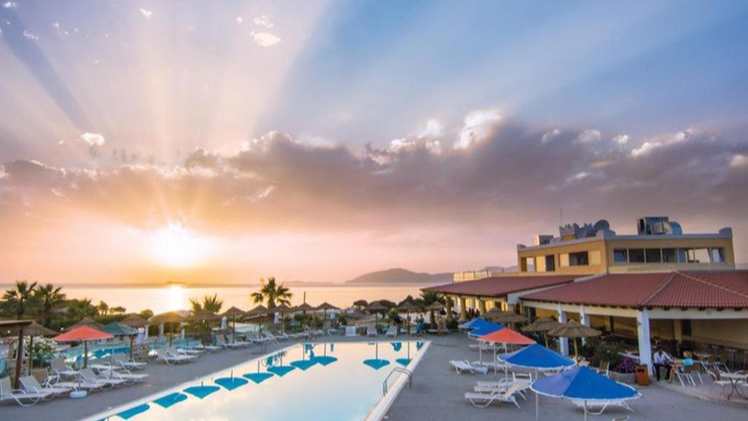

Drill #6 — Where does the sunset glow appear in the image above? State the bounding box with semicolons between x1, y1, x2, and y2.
149;223;209;268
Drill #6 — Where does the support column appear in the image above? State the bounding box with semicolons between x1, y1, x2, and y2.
144;324;149;339
580;307;590;346
158;323;165;337
445;297;454;321
637;310;653;373
478;299;487;315
459;297;467;321
673;319;683;355
557;306;569;356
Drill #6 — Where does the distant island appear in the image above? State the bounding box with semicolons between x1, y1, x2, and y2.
344;268;453;286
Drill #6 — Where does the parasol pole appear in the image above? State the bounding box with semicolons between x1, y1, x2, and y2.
83;340;89;368
28;334;34;376
14;325;24;389
535;391;539;421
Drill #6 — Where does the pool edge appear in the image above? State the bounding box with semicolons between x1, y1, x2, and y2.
364;340;432;421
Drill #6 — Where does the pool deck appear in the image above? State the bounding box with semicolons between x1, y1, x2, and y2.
2;334;746;420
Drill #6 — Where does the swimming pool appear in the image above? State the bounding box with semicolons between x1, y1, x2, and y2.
88;340;430;421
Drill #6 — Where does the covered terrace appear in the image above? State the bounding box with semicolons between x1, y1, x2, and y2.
520;270;748;371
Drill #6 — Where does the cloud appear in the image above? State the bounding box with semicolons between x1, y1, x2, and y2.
139;8;152;19
1;112;746;251
235;16;243;24
455;109;502;150
251;32;281;47
2;2;17;9
253;15;274;29
80;132;106;146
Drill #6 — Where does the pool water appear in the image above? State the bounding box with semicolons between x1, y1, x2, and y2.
90;340;429;421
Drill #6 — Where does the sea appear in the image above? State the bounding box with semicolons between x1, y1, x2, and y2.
13;284;435;314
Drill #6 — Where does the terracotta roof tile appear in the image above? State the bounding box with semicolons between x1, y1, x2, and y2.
423;275;579;298
521;270;748;309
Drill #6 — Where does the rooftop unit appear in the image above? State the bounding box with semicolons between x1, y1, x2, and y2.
637;216;683;236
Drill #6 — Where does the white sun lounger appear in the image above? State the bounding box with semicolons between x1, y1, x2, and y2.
50;357;79;379
193;343;222;352
112;354;148;370
450;360;488;375
0;377;51;407
367;326;378;337
156;349;195;365
80;368;127;388
465;383;524;408
385;325;398;337
99;368;149;384
19;376;71;398
571;399;634;415
345;326;358;337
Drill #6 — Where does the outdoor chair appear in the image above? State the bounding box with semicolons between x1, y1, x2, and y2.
0;376;50;406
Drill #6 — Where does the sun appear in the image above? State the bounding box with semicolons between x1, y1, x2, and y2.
150;222;208;267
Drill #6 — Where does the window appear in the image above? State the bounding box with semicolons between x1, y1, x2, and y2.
522;257;535;272
676;248;688;263
545;255;556;272
662;248;677;263
628;248;645;263
560;253;570;267
709;248;725;263
569;251;589;266
686;248;710;263
645;248;662;263
613;249;628;264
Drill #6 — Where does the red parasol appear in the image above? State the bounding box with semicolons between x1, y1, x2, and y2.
479;327;535;376
54;326;113;368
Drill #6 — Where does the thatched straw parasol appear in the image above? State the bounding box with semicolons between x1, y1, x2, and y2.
398;301;420;335
245;305;268;318
190;310;222;323
316;302;339;311
221;307;246;342
548;320;601;357
120;314;149;328
8;321;57;376
294;303;314;313
149;311;187;346
270;304;292;314
522;317;563;347
485;310;528;324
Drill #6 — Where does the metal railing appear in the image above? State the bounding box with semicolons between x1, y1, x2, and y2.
382;366;412;396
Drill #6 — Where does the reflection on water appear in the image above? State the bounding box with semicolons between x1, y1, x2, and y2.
58;285;428;313
98;341;429;421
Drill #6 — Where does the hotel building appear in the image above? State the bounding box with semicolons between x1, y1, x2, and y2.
425;216;747;371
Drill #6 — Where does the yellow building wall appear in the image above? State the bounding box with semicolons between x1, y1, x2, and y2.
517;239;607;275
690;320;748;349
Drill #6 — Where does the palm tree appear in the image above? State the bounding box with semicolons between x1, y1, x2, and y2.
250;277;292;310
97;301;109;317
32;283;66;327
2;281;38;319
189;294;223;314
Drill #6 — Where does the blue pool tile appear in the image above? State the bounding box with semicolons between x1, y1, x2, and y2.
244;372;274;383
153;392;187;408
215;377;248;391
184;385;220;399
117;403;150;419
363;359;390;370
312;355;337;366
267;365;295;377
290;359;317;370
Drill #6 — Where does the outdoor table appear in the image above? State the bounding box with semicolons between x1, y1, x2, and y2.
720;372;748;400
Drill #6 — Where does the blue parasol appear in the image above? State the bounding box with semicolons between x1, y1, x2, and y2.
531;366;640;421
468;319;503;337
391;341;402;352
500;344;575;372
244;360;274;383
117;403;150;419
153;392;188;409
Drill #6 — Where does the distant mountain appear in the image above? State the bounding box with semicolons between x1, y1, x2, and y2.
345;268;453;285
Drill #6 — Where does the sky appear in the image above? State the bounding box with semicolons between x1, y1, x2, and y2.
1;0;747;285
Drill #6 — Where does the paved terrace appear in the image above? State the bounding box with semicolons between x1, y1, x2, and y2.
1;334;746;420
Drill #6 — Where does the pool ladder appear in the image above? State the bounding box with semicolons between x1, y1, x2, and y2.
382;367;412;396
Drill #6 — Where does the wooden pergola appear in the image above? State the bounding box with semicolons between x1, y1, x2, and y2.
0;320;33;388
